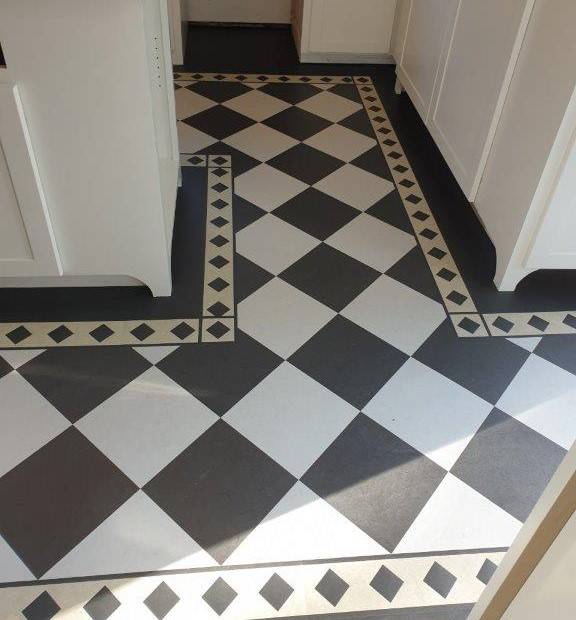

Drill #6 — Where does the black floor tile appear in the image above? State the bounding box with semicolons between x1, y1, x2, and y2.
280;244;380;312
263;107;332;141
268;144;344;185
234;196;266;232
328;83;362;103
0;428;137;577
452;409;566;521
534;335;576;376
273;189;359;241
366;192;413;235
157;331;282;416
414;321;530;404
144;422;296;563
302;414;446;551
386;246;443;304
183;105;255;140
289;316;408;409
339;110;377;140
0;354;12;379
18;347;151;423
186;81;252;103
235;255;274;303
352;146;394;181
199;142;261;176
259;82;322;105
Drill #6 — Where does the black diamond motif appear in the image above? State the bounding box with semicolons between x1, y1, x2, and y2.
315;569;349;607
260;573;294;611
212;182;227;193
212;156;228;166
22;591;61;620
370;565;404;602
373;115;386;123
211;167;227;178
446;290;468;305
210;235;229;248
399;179;415;188
89;324;114;343
144;582;180;619
383;139;397;146
212;199;228;209
369;105;381;112
528;315;550;332
477;559;498;585
437;268;457;282
182;105;254;140
412;210;429;221
203;578;237;615
7;325;32;344
48;325;73;343
210;216;229;228
206;321;230;339
458;317;481;334
209;277;229;292
377;127;392;135
424;562;457;599
171;322;195;340
428;247;447;260
406;194;422;204
394;164;408;173
420;228;438;240
207;301;230;317
492;316;515;333
187;155;204;165
209;255;229;269
563;313;576;329
84;587;121;620
131;323;155;342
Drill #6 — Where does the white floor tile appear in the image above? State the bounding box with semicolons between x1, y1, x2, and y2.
225;482;387;565
326;214;416;273
177;122;217;153
0;535;34;582
235;164;307;212
395;474;522;553
133;346;178;365
0;372;69;478
236;214;319;275
315;164;395;211
45;491;217;578
506;337;542;352
297;91;362;123
77;367;219;486
0;349;44;369
497;355;576;449
224;363;357;477
174;87;216;120
224;123;298;162
364;359;493;470
238;279;335;358
223;89;291;121
342;275;446;355
305;125;376;162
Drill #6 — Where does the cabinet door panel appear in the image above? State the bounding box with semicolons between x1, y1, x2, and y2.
398;0;458;119
0;80;61;276
429;0;532;199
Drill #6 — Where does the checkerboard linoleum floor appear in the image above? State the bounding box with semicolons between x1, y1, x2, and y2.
1;78;576;615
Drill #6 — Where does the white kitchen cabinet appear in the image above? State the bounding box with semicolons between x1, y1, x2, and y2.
0;0;179;296
393;0;534;200
293;0;397;64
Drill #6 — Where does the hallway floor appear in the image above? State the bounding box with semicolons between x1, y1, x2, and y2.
1;26;575;620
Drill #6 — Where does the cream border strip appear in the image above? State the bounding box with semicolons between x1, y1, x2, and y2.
0;157;236;348
354;76;476;316
174;72;354;84
1;551;504;619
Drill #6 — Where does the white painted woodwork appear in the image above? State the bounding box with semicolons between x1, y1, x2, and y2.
473;0;576;290
293;0;397;64
167;0;188;65
0;72;61;276
187;0;291;24
500;512;576;619
393;0;533;200
0;0;179;296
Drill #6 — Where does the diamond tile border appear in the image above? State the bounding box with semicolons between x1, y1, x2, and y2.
174;73;355;84
1;550;504;619
0;158;236;348
484;311;576;337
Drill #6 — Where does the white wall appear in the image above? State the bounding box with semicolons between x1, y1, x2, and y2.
186;0;291;24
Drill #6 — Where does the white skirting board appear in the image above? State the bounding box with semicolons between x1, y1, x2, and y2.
299;52;395;65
